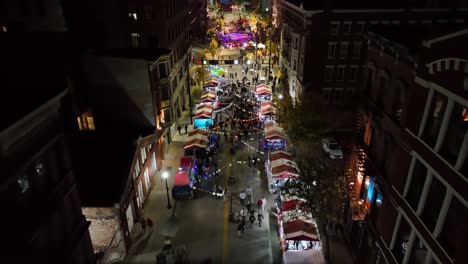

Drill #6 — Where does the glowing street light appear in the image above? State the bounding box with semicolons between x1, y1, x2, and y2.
162;171;172;209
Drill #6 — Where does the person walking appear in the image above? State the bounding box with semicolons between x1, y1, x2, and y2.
261;197;267;212
239;190;247;205
177;125;182;135
184;124;188;134
257;211;264;227
249;213;256;228
245;185;253;204
257;198;263;210
237;222;243;237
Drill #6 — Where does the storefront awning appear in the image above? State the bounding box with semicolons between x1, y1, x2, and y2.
271;164;299;178
261;101;275;115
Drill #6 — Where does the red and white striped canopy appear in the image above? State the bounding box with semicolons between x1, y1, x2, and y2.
261;101;275;115
269;151;298;178
256;84;272;95
203;78;219;87
194;104;214;119
283;219;319;241
200;91;217;102
184;129;209;149
265;121;286;140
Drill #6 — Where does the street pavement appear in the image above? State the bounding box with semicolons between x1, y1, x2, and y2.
129;109;282;264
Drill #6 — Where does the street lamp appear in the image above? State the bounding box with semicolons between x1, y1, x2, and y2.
162;171;172;209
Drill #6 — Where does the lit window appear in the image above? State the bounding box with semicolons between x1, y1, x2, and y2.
77;112;96;131
128;12;138;20
1;25;7;32
463;108;468;121
131;33;140;48
141;147;147;162
86;117;95;130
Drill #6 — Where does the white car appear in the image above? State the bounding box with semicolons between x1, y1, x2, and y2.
322;138;343;159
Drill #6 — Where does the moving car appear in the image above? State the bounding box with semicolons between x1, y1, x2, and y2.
322;138;343;159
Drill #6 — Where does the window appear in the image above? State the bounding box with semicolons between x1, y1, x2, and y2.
440;103;468;165
138;181;144;205
408;235;429;264
353;41;362;58
152;153;157;173
131;33;140;48
333;88;344;104
423;92;447;147
128;12;138;21
343;22;352;35
330;22;339;35
336;66;345;81
325;66;334;81
322;88;332;103
158;63;167;78
162;107;172;123
293;59;297;71
160;84;171;101
421;177;445;231
18;174;30;193
391;216;412;263
339;42;348;59
294;37;298;50
356;22;365;34
141;147;147;163
144;168;150;190
438;197;468;263
328;43;337;58
144;5;153;20
1;25;7;32
405;159;428;210
135;159;140;177
349;66;359;82
77;112;96;131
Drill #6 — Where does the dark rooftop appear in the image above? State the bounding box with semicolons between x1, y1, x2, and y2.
92;48;171;62
0;33;68;131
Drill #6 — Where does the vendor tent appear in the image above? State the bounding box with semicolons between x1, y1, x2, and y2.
260;101;275;115
200;91;217;103
283;220;319;241
174;171;190;186
264;121;286;140
256;84;272;95
194;104;214;119
179;156;193;170
184;129;209;150
270;151;299;178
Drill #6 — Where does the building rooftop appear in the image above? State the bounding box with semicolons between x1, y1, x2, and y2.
0;33;68;132
92;48;171;62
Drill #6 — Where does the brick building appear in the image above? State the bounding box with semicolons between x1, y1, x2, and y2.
347;27;468;264
279;0;468;109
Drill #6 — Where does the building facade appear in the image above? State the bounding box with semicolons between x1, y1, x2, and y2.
0;90;95;264
279;0;468;107
348;28;468;264
189;0;208;41
66;0;192;141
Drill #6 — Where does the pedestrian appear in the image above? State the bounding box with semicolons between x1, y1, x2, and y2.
239;190;246;205
257;211;264;227
249;213;256;228
261;197;267;212
245;185;253;204
240;208;247;220
247;155;252;167
237;222;243;237
177;125;182;135
253;155;257;166
184;124;188;134
246;200;252;212
240;219;246;233
257;198;263;210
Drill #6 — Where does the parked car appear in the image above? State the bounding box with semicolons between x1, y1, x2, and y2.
322;138;343;159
